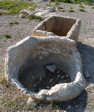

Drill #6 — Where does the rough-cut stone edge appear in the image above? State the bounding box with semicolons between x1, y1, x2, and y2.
5;36;86;101
32;15;81;45
35;72;86;101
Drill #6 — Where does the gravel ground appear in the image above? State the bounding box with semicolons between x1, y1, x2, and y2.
0;16;39;60
0;2;94;112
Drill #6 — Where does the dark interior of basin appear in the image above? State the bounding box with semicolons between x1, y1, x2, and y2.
18;54;72;93
18;61;71;92
37;16;76;36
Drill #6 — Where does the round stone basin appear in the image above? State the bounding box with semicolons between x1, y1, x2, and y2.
5;36;86;101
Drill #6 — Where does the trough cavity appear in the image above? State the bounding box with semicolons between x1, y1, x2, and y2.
37;17;76;36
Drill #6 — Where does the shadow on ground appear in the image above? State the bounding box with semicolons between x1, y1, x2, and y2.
55;90;87;112
77;42;94;83
37;90;88;112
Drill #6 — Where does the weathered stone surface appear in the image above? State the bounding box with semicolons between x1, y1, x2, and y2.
47;7;55;12
32;16;81;44
19;14;24;18
36;72;86;101
35;12;59;19
20;9;35;17
5;36;86;102
86;84;94;90
27;97;36;107
57;9;65;12
20;8;59;19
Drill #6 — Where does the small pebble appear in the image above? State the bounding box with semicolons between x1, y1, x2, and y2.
49;78;53;82
47;86;50;89
39;77;42;81
58;9;65;12
39;56;43;59
62;76;64;78
56;71;60;74
34;84;36;87
57;75;60;77
75;105;78;108
39;106;42;109
19;14;24;18
66;75;69;77
27;97;36;107
46;64;56;73
67;105;71;109
14;15;18;18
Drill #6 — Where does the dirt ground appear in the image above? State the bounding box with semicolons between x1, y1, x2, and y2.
0;2;94;112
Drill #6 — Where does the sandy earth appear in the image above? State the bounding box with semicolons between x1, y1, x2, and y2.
0;2;94;112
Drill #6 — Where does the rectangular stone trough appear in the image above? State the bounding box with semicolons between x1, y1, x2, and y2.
32;16;81;44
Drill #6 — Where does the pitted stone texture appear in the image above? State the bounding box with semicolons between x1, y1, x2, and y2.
5;36;86;102
32;16;81;45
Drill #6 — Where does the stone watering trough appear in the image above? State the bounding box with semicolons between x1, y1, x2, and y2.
5;16;86;102
32;16;81;44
